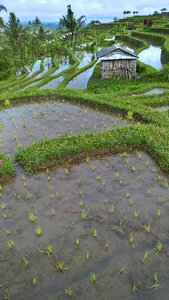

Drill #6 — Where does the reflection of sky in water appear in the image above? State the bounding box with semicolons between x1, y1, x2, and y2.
138;46;162;70
51;55;71;76
75;51;93;68
67;62;97;89
26;60;41;77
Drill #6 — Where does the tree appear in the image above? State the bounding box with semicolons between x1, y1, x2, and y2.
161;7;167;13
59;5;86;40
5;12;23;54
38;26;45;40
123;11;127;18
0;4;7;27
0;4;7;13
32;16;42;33
161;7;167;18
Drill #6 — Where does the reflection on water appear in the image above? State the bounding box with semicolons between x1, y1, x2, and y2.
34;57;53;78
1;152;169;299
138;45;162;70
0;100;127;156
26;60;41;77
66;62;97;89
75;51;93;68
26;58;53;78
154;105;169;111
39;76;64;89
144;88;164;95
51;55;71;76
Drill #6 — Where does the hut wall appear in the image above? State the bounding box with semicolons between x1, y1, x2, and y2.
101;59;137;79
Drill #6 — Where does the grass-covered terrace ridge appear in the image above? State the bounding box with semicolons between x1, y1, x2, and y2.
16;124;169;175
0;154;15;182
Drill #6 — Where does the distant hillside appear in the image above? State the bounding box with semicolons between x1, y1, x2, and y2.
21;21;59;30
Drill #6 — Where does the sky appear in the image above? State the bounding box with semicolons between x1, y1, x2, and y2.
0;0;168;23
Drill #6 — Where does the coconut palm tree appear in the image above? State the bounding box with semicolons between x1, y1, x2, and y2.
0;4;7;13
0;4;7;27
59;5;86;40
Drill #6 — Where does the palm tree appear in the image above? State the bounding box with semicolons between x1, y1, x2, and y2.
0;4;7;12
59;5;86;40
0;4;7;27
161;7;167;18
123;11;127;18
5;12;23;54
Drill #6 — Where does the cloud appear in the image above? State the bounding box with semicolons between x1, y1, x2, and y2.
1;0;168;22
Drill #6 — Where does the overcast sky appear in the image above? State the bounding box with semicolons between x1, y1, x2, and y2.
1;0;168;22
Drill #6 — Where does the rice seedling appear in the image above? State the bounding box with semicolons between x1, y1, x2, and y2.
81;210;87;221
147;272;163;290
129;233;135;247
4;228;12;236
0;203;7;210
75;238;80;248
105;239;109;249
131;282;138;295
28;212;37;223
64;287;74;297
35;225;42;236
143;251;150;262
48;208;56;216
156;209;161;218
22;255;29;267
78;199;84;208
143;224;151;233
108;204;115;214
134;210;139;218
112;220;126;236
32;277;38;286
39;244;54;257
89;273;98;284
86;251;90;260
54;261;69;272
156;241;163;254
91;228;97;238
6;239;15;250
130;165;137;172
118;266;127;276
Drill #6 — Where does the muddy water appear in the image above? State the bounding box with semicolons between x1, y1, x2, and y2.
0;100;127;156
1;152;169;299
138;45;162;70
66;63;97;89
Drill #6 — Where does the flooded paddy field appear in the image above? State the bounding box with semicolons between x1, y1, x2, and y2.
138;46;162;70
154;105;169;112
26;60;42;78
66;63;97;89
1;151;169;299
0;99;127;157
50;56;72;76
38;76;64;90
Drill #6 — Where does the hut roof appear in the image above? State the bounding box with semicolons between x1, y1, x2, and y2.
96;45;138;59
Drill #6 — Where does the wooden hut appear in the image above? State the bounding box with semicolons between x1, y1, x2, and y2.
96;45;138;79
